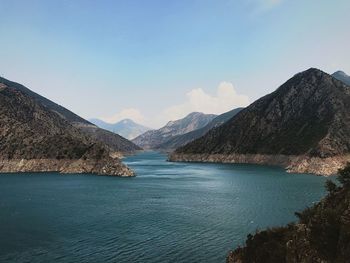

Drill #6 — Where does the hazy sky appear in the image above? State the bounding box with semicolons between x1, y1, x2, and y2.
1;0;349;128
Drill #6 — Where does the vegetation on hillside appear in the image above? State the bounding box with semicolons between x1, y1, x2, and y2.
227;163;350;263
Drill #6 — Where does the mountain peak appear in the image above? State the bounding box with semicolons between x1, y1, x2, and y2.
171;68;350;175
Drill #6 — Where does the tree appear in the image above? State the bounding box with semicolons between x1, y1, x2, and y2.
338;163;350;188
325;180;337;194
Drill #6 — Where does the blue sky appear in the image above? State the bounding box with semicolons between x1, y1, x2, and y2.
0;0;349;128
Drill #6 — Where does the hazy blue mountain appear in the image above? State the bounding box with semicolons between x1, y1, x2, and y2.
132;112;217;149
156;108;243;151
89;118;151;140
332;70;350;86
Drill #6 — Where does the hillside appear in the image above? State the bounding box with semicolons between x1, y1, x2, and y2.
0;77;140;153
89;118;150;140
170;68;350;175
0;83;133;176
157;108;243;151
227;164;350;263
132;112;217;149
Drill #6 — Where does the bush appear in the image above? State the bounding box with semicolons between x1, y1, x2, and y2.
338;163;350;188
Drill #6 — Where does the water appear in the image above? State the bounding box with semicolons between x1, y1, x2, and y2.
0;151;330;263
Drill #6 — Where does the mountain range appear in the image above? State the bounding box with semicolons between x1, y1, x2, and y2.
170;68;350;175
132;112;217;149
89;118;150;140
156;108;243;151
0;77;136;176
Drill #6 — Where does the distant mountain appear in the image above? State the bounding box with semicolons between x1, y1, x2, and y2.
157;108;243;151
170;68;350;175
132;112;217;149
0;81;133;176
332;70;350;86
0;77;140;153
89;118;150;140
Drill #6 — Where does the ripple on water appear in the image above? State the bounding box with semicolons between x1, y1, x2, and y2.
0;151;330;263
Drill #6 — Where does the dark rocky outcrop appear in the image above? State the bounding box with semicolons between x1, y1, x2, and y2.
170;68;350;175
0;81;133;176
132;112;217;149
0;76;140;153
227;164;350;263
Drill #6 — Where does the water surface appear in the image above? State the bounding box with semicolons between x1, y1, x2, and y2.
0;151;329;262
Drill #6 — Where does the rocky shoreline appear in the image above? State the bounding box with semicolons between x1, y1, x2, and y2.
168;153;350;176
0;158;134;177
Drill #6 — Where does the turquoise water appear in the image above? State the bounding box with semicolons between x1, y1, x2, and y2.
0;151;329;262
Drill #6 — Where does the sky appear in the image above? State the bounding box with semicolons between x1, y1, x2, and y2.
0;0;349;128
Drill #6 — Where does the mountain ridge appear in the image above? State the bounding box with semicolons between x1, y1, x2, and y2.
0;76;140;153
170;68;350;175
0;83;133;176
132;112;217;149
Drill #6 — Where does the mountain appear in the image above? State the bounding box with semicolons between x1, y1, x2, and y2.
170;68;350;175
227;164;350;263
132;112;217;149
332;70;350;86
89;118;150;140
0;82;133;176
0;76;140;153
156;108;243;151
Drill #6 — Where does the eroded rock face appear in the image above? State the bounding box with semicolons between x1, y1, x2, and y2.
0;81;133;177
172;68;350;175
169;153;350;176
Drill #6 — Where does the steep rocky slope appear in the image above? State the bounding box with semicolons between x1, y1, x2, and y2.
0;82;133;176
170;68;350;175
132;112;217;149
227;165;350;263
157;108;243;151
0;77;140;153
89;118;150;140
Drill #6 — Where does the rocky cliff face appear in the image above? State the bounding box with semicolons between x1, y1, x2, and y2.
0;82;133;176
171;68;350;175
227;165;350;263
0;76;140;153
132;112;217;149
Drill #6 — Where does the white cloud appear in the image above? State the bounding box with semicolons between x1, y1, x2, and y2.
100;108;145;124
161;82;250;122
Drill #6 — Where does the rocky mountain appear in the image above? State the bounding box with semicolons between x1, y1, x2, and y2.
170;68;350;175
0;82;133;176
332;70;350;86
157;108;243;151
89;118;150;140
0;76;140;153
132;112;217;149
227;164;350;263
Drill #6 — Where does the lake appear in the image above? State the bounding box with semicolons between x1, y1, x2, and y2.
0;151;330;262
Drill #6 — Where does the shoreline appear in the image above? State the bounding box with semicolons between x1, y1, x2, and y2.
0;158;134;177
168;153;350;176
